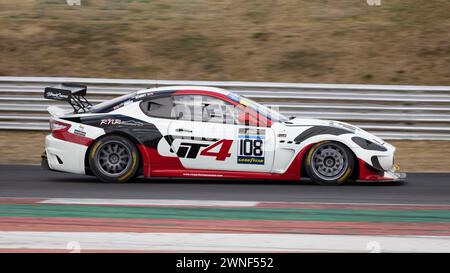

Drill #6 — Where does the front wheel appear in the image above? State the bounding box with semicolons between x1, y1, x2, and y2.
305;141;354;185
88;135;140;183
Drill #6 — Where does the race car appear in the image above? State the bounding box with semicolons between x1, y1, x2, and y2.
41;83;405;185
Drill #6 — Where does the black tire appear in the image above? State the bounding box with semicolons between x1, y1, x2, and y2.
88;135;140;183
305;141;354;185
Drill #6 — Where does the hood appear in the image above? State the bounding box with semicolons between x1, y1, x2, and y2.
285;117;386;146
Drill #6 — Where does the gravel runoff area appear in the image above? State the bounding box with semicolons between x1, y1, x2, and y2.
0;131;449;173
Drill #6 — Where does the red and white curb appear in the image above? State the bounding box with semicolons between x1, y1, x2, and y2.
1;197;449;252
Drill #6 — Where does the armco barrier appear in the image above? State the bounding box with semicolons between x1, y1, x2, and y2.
0;76;449;140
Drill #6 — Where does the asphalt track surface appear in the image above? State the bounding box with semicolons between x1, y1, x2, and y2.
0;165;449;205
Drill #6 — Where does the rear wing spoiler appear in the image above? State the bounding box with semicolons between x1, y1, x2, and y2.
44;83;92;113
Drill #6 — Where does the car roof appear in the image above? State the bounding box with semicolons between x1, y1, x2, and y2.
136;86;231;96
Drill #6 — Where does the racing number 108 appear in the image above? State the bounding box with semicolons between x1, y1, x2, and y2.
239;139;263;156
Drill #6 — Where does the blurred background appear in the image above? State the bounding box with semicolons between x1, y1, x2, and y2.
0;0;449;171
1;0;449;84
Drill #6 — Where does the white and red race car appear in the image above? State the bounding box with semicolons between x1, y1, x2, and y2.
42;84;405;185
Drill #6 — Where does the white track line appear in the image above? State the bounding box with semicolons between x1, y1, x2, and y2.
39;198;259;207
36;198;450;207
0;232;449;252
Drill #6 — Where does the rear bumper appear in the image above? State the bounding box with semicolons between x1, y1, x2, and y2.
44;134;87;175
41;151;64;173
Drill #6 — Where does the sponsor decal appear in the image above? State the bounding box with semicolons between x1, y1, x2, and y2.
237;129;265;165
177;143;210;159
122;120;144;126
135;92;153;99
176;139;233;161
99;119;144;126
182;173;224;177
237;157;264;165
73;125;86;137
45;91;69;100
199;139;233;161
100;119;122;126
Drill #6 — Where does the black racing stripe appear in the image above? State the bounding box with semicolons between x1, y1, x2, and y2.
294;126;352;143
61;117;82;123
106;126;163;149
92;90;176;113
65;114;164;149
352;137;387;152
78;114;147;127
164;135;175;146
139;90;175;101
66;114;217;150
62;114;149;130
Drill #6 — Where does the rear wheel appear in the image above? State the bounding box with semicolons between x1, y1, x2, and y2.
305;141;354;185
88;135;140;183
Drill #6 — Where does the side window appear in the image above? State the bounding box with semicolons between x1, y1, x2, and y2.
172;95;201;121
139;94;266;126
140;96;174;119
173;95;240;124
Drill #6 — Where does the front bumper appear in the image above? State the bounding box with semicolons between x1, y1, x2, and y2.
358;158;406;182
382;169;407;181
358;168;407;182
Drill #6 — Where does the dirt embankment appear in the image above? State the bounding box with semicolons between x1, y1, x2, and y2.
0;0;449;85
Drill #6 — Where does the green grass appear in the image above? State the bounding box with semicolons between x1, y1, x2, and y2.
1;204;449;222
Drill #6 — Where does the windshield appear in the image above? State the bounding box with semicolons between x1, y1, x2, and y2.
227;92;289;123
89;92;137;113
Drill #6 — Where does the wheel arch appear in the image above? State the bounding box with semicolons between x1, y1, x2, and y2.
84;131;145;176
300;139;359;180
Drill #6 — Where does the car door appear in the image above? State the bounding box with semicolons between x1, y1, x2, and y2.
165;94;276;173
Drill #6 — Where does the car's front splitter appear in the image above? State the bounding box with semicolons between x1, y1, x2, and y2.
358;158;406;182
